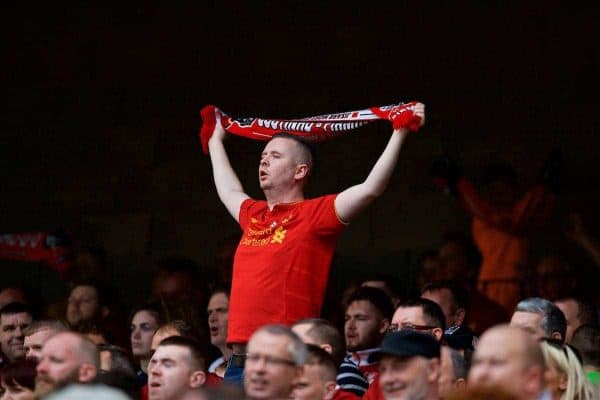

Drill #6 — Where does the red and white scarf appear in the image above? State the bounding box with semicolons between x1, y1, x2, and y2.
199;102;422;154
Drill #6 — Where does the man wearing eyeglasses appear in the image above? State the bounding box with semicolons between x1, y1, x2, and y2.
244;324;306;400
389;299;445;341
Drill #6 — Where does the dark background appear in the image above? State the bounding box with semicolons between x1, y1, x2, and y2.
2;4;599;306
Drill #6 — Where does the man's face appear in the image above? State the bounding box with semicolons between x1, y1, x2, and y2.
554;299;579;343
510;311;545;340
66;285;100;326
244;331;300;400
24;328;55;362
148;345;194;400
207;292;229;348
379;355;437;400
0;312;32;362
345;300;387;352
35;335;82;396
468;329;532;398
259;138;302;191
422;289;458;327
290;364;335;400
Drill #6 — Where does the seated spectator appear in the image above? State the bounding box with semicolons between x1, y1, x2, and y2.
510;297;566;343
130;303;164;386
23;319;68;361
438;345;466;399
35;332;100;397
540;339;594;400
206;287;231;378
0;358;37;400
344;287;393;384
554;297;597;343
292;318;364;399
421;281;476;350
571;324;600;388
291;344;337;400
369;330;441;400
468;325;545;400
0;302;34;365
148;336;207;400
244;325;306;400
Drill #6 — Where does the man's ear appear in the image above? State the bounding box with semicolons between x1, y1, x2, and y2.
454;378;466;389
427;358;441;383
551;331;563;342
78;363;98;383
324;380;337;400
294;164;309;180
320;343;333;355
379;319;390;335
432;328;444;342
189;370;206;388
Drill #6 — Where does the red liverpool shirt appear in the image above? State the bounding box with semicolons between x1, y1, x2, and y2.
227;194;346;344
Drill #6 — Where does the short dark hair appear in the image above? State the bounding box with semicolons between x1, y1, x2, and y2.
0;302;33;319
293;318;345;366
157;336;207;371
421;280;468;311
571;324;600;368
398;298;446;331
515;297;567;343
347;286;394;320
23;319;68;337
129;302;165;326
94;369;139;400
156;319;196;339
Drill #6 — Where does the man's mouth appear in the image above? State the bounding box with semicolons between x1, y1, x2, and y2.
210;326;219;336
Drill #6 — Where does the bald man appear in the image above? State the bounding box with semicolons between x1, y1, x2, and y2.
35;331;100;397
468;325;546;400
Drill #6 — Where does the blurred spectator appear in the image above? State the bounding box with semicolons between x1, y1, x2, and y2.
35;332;99;397
290;345;337;400
0;358;37;400
151;320;196;351
292;318;364;399
554;297;597;343
535;255;578;300
97;344;136;376
438;346;466;399
0;302;33;365
206;288;231;378
432;154;560;312
421;281;477;351
244;325;306;400
468;325;545;400
510;297;566;343
361;274;403;308
444;385;517;400
571;324;600;388
540;339;594;400
566;212;600;269
23;319;68;361
0;287;27;310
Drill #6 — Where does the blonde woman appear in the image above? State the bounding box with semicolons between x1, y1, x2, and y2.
540;339;594;400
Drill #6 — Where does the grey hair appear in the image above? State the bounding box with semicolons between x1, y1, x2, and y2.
515;297;566;342
255;324;307;366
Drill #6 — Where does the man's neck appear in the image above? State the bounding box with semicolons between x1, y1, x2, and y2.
264;187;305;209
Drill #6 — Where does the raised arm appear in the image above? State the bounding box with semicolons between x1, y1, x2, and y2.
208;111;250;223
334;103;425;223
